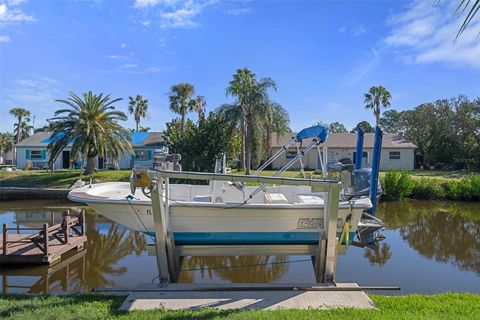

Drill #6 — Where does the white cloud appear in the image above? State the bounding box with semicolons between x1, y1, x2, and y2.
120;43;128;48
107;54;128;59
0;35;10;42
385;0;480;69
227;8;252;16
0;3;34;24
132;0;217;29
351;25;367;36
122;63;139;68
5;75;62;105
338;25;367;36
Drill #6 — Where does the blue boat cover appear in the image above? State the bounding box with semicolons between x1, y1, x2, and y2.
295;125;329;142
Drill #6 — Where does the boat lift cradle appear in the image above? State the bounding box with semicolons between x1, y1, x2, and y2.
135;169;344;284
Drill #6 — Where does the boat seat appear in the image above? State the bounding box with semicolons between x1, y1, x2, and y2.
264;193;288;204
192;195;212;202
296;194;324;204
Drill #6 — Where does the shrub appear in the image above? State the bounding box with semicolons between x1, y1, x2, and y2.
382;169;413;201
410;178;446;200
445;174;480;201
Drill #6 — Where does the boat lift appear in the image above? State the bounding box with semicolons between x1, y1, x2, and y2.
144;169;344;284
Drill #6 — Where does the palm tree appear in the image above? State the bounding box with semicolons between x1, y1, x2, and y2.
47;92;133;174
168;83;196;132
260;100;290;161
224;68;277;174
193;95;207;121
128;95;149;131
455;0;480;40
13;120;33;141
0;132;13;164
9;107;30;144
364;86;392;127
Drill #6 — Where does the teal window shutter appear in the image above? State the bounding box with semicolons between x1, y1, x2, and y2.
147;150;152;160
26;150;30;160
42;150;47;160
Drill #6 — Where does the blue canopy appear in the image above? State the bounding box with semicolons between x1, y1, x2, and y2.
295;125;329;143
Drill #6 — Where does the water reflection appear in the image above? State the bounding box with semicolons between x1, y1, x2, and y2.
1;204;147;294
179;256;289;283
1;199;480;294
376;201;480;274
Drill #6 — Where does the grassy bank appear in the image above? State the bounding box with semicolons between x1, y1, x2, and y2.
1;293;479;319
0;170;132;189
382;170;480;201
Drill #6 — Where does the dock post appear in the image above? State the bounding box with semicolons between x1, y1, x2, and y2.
323;184;341;282
151;178;171;283
164;177;179;282
43;223;49;257
3;224;7;255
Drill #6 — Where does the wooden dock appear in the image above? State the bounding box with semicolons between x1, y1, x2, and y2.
1;210;87;265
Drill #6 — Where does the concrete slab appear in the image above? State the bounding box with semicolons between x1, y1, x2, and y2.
118;283;375;311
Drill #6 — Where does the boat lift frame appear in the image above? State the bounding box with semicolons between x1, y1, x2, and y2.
146;169;343;284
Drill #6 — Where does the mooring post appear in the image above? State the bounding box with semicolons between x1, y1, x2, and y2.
43;223;49;256
164;177;179;281
151;178;171;283
2;224;7;255
323;183;341;282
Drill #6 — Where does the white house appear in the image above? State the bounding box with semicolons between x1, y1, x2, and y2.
269;132;417;171
14;131;165;170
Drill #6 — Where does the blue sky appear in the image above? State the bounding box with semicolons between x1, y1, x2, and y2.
1;0;479;133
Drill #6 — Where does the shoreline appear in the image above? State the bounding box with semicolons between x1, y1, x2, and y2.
0;187;70;201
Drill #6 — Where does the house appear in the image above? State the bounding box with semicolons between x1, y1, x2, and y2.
14;131;165;170
269;132;417;171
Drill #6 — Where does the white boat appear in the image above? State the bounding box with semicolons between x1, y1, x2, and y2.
67;124;381;246
68;180;371;245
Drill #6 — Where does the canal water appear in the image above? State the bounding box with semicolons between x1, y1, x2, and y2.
1;200;479;294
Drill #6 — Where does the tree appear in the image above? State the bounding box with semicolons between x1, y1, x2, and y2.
165;112;231;173
168;83;196;132
193;95;207;121
329;122;348;133
0;132;13;164
379;110;405;134
259;100;290;161
455;0;480;39
9;107;31;144
364;86;392;127
47;92;133;174
13;120;33;141
128;95;149;132
224;68;277;174
351;121;373;133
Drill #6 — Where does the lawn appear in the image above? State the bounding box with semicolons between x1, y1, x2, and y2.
0;170;132;189
0;168;473;189
0;293;479;319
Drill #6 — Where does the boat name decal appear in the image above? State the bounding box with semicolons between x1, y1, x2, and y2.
297;218;323;229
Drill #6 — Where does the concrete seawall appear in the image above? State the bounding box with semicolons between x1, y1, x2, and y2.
0;187;70;201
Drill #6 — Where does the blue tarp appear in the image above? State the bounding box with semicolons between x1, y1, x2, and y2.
130;132;149;144
295;125;329;143
41;132;65;143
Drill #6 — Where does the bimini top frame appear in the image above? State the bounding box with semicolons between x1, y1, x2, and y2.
254;124;329;178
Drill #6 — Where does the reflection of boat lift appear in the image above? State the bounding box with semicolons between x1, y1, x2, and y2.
1;248;86;294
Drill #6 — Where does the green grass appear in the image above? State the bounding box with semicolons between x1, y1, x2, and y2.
0;168;471;189
0;170;132;189
0;293;479;319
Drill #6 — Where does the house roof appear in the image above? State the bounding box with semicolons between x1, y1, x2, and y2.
15;131;165;148
271;132;417;149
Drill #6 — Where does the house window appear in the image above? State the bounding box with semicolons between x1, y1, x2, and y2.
389;151;401;160
30;150;43;159
135;150;148;160
286;150;297;159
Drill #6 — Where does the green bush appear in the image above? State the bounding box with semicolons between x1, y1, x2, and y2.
410;178;446;200
382;169;413;201
445;174;480;201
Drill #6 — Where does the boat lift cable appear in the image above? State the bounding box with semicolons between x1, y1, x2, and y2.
150;258;313;283
125;195;154;239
